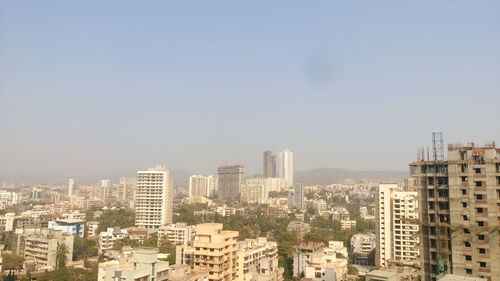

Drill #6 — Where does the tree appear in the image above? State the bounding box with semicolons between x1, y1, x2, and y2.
158;235;176;264
56;243;69;269
37;268;97;281
2;252;24;273
97;209;135;232
112;237;139;250
73;236;98;260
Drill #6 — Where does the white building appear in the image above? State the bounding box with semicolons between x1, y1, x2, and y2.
240;178;270;204
350;233;376;265
376;183;419;268
48;219;85;237
303;241;348;281
188;175;217;198
135;165;173;228
237;237;284;281
98;227;129;253
100;180;111;202
87;221;100;237
68;178;75;197
0;190;21;209
98;249;170;281
278;149;293;187
158;222;196;246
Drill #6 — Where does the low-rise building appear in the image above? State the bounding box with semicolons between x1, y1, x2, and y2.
87;221;100;237
48;218;85;237
350;233;375;265
293;242;326;277
98;249;170;281
99;227;129;253
14;228;74;270
238;237;284;281
158;222;196;246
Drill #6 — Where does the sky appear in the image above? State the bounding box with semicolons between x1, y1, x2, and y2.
1;0;499;180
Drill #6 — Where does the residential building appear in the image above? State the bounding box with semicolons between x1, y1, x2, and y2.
263;150;277;178
375;184;419;268
241;178;271;204
218;165;245;201
68;178;74;197
135;165;173;228
99;227;129;253
48;218;85;237
177;223;239;281
302;241;348;281
14;228;74;270
169;264;210;281
410;142;500;281
98;249;170;281
158;222;196;246
100;180;111;202
278;149;293;187
189;175;217;199
288;183;305;209
350;233;376;265
293;242;325;277
87;221;99;237
237;237;284;281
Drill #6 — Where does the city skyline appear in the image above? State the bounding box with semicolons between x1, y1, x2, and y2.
1;1;499;179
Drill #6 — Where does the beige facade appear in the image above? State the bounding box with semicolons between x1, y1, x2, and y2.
237;237;283;281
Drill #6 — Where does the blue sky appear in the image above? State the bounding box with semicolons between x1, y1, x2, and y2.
1;0;499;178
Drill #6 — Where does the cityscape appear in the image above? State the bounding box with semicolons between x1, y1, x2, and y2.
1;1;499;281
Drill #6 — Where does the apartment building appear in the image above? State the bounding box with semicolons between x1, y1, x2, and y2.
48;218;85;237
237;237;284;281
189;175;217;199
177;223;239;281
302;241;348;281
218;165;245;201
158;222;196;246
376;183;419;268
410;142;500;281
14;228;74;270
135;165;173;228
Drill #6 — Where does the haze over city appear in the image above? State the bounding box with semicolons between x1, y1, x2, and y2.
1;1;499;182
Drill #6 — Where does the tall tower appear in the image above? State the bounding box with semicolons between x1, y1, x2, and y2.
135;165;172;228
99;180;111;202
278;149;294;186
288;183;305;209
375;183;419;268
217;165;244;201
68;178;75;197
263;150;277;178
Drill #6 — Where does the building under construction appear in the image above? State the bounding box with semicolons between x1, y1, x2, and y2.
410;134;500;281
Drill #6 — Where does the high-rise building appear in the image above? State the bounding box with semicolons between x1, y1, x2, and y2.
188;175;217;198
240;178;271;204
288;183;305;209
278;149;293;186
410;142;500;281
100;180;111;202
264;150;277;178
68;178;75;197
135;165;173;229
375;183;419;268
217;165;244;201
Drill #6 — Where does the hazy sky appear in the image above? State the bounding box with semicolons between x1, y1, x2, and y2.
1;1;499;179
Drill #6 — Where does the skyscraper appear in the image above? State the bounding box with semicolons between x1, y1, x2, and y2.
375;183;419;268
188;175;217;198
278;149;294;186
217;165;244;201
263;150;277;178
288;183;305;209
68;178;74;197
99;180;111;202
135;165;173;229
410;140;500;281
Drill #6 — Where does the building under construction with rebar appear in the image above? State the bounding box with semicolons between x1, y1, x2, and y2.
410;133;500;281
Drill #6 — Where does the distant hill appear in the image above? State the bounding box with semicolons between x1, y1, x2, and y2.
294;168;408;185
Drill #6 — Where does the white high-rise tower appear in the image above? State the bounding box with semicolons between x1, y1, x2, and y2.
278;148;294;186
135;165;172;229
68;178;75;197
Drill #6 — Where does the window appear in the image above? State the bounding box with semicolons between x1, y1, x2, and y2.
476;208;484;213
464;228;470;234
461;189;467;195
466;269;472;275
477;221;485;227
476;194;484;200
464;242;471;247
478;248;486;254
463;215;469;221
474;168;481;174
461;176;468;182
465;255;472;261
462;202;467;208
475;181;483;187
478;234;485;240
479;262;486;268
